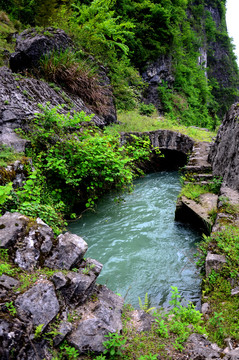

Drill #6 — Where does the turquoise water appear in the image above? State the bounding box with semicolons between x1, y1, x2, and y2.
68;172;201;308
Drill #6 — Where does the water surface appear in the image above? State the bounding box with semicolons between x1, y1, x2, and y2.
69;172;201;308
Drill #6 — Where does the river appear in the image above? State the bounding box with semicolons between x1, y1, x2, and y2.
68;171;201;308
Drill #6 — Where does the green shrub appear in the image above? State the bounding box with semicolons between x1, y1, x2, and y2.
139;103;155;116
5;104;152;232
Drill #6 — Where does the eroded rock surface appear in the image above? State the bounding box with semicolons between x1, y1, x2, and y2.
142;55;174;110
0;212;123;358
68;285;124;354
15;280;60;330
0;212;28;249
10;28;72;73
0;66;106;152
44;232;88;270
209;103;239;191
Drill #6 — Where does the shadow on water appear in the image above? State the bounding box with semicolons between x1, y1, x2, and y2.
68;171;202;308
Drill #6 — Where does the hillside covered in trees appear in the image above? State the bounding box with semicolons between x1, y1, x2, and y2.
1;0;239;129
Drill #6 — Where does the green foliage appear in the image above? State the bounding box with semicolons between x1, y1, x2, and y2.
34;324;44;339
154;318;169;338
0;262;16;276
82;263;95;275
138;293;155;313
169;286;181;308
5;301;17;316
0;144;23;168
139;355;158;360
208;176;223;194
179;183;211;202
139;103;155;116
0;249;18;277
0;182;12;206
59;342;80;360
167;288;206;349
209;312;225;343
66;0;134;58
204;226;239;268
110;110;216;142
8;105;152;231
103;332;126;358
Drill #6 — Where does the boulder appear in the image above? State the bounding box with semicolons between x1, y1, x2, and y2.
14;218;54;271
126;309;154;332
0;274;19;290
0;212;28;249
0;319;25;360
15;280;60;330
185;333;223;359
205;252;227;276
53;321;73;347
44;232;88;270
68;285;124;354
51;272;68;290
10;28;72;73
61;271;97;304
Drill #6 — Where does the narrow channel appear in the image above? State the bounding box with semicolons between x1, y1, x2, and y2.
68;171;201;308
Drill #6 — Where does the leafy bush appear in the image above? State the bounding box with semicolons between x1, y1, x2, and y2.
103;333;126;358
139;103;155;116
5;104;152;231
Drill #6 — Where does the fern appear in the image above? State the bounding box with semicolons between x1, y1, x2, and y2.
138;293;156;313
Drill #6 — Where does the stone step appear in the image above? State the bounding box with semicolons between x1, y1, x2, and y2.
184;181;213;186
191;173;214;181
183;165;212;173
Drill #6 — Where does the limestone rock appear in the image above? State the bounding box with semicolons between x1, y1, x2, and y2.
15;280;60;330
68;318;110;354
68;285;124;354
0;274;19;290
127;309;154;332
10;28;72;73
0;212;28;249
0;319;25;360
44;232;88;270
201;302;210;315
205;252;227;276
142;55;174;110
0;66;106;153
231;286;239;296
81;258;103;277
53;321;73;347
51;272;68;290
223;346;239;358
185;333;223;359
61;271;97;304
15;218;54;271
209;103;239;191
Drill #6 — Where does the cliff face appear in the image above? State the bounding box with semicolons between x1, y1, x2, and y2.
209;103;239;191
205;1;239;116
143;0;239;121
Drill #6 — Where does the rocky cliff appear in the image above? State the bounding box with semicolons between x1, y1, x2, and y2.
209;102;239;191
142;0;239;120
0;28;117;152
